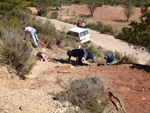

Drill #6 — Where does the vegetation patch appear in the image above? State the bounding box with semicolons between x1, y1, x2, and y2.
0;27;34;76
55;77;109;113
117;7;150;49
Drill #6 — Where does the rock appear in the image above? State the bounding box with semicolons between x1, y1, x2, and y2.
62;101;69;107
57;61;62;64
70;66;74;69
75;106;79;111
19;106;23;110
142;98;145;100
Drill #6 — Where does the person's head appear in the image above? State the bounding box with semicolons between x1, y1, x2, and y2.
41;48;46;53
86;49;89;53
104;56;108;60
22;26;26;30
67;50;71;56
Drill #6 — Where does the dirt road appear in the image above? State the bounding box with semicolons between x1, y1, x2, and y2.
36;16;150;64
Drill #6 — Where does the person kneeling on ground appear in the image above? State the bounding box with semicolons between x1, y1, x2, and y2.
104;53;115;65
36;52;47;62
67;49;84;65
86;49;94;63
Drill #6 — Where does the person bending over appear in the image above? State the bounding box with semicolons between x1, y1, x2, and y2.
67;49;84;65
104;53;115;65
24;26;39;48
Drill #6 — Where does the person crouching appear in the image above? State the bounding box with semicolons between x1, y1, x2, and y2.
67;49;84;65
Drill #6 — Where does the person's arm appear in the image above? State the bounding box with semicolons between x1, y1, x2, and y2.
67;56;71;63
41;53;47;61
24;30;27;40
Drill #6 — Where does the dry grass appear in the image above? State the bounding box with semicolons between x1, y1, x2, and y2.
55;77;109;113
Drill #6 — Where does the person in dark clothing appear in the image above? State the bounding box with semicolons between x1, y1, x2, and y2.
67;49;84;65
36;52;47;61
104;53;115;65
86;49;94;63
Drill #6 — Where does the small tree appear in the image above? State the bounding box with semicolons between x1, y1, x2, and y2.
86;0;101;17
118;6;150;49
123;2;134;21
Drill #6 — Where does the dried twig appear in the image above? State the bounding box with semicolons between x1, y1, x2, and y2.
57;71;71;73
109;91;127;113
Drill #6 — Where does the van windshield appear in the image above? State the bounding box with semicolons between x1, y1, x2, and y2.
80;30;89;37
84;30;89;35
80;32;84;37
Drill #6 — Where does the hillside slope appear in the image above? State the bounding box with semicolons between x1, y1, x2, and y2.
0;43;150;113
36;16;150;65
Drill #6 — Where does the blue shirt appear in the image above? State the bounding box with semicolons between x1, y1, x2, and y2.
105;53;115;62
82;23;85;28
81;47;86;56
86;50;94;60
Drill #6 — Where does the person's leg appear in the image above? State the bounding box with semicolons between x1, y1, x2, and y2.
112;61;114;65
30;30;38;46
106;59;110;65
78;58;83;65
78;56;83;65
34;29;39;41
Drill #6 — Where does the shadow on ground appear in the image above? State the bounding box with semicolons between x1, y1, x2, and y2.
53;58;88;66
130;64;150;73
79;14;91;18
115;61;150;73
111;19;127;23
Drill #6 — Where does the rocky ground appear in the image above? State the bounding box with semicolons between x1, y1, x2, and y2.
0;42;150;113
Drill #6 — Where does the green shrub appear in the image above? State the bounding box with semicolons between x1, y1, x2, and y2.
0;27;33;75
37;7;47;16
3;8;30;30
55;77;108;113
101;24;114;35
86;23;96;30
22;59;36;75
5;8;30;20
114;50;123;61
0;23;4;38
121;54;138;64
73;0;82;4
86;21;114;35
0;0;31;15
118;7;150;49
51;11;58;19
27;18;60;46
3;8;60;48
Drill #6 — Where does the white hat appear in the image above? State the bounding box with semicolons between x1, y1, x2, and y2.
78;45;81;49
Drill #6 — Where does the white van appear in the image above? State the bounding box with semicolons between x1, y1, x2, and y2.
66;27;91;43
